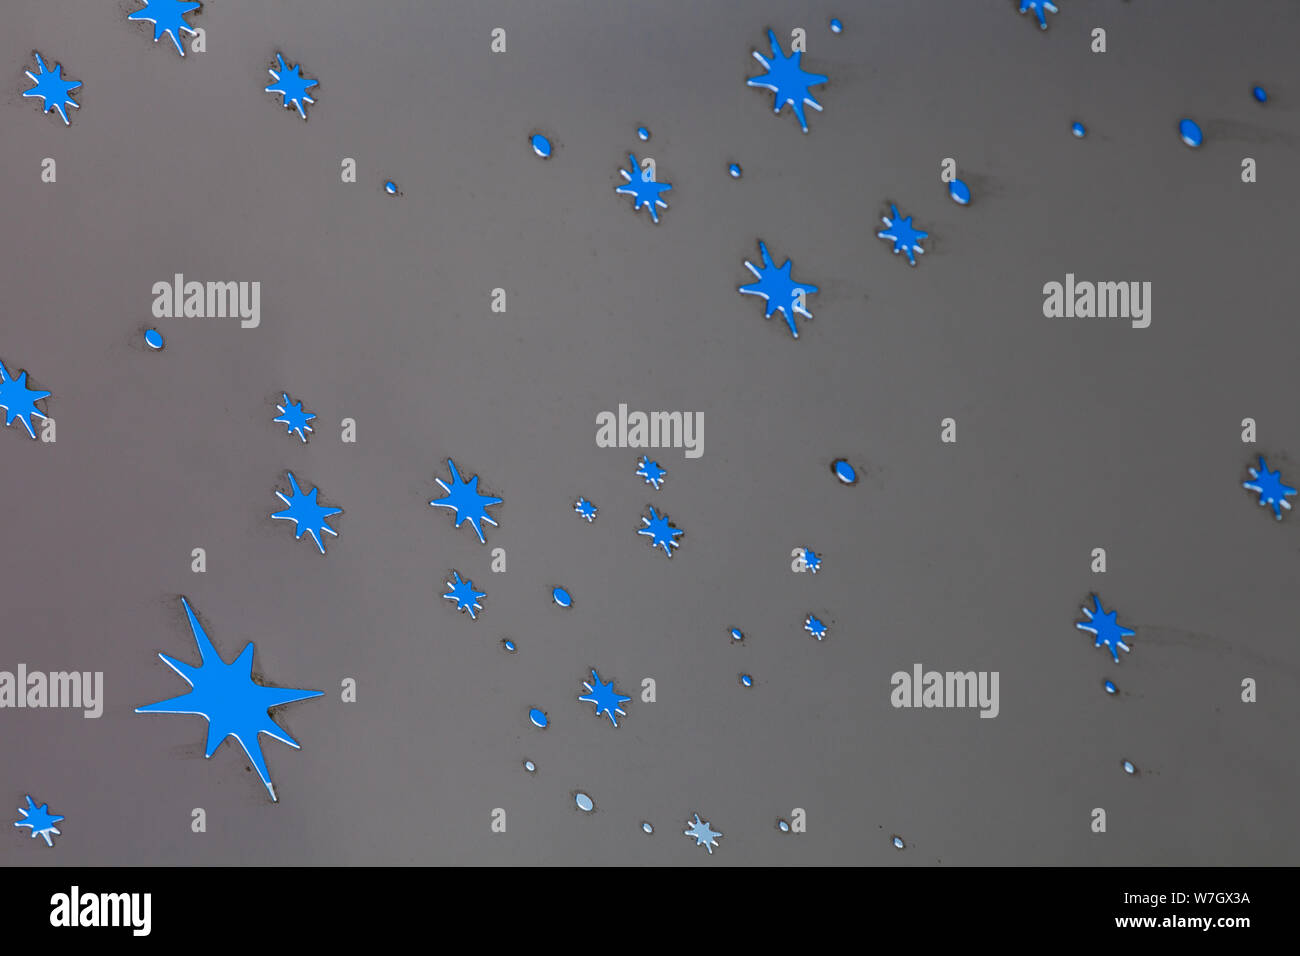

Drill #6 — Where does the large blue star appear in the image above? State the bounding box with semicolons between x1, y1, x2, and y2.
738;240;819;338
747;29;828;133
638;506;683;558
135;597;323;802
615;153;672;223
430;458;502;544
272;471;342;554
1075;595;1135;663
0;358;51;439
265;53;318;120
578;669;631;727
127;0;201;57
22;53;81;126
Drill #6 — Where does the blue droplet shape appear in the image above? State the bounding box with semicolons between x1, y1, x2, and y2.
530;133;552;159
728;163;742;179
144;328;164;350
832;459;858;485
384;181;398;195
552;587;572;608
892;835;905;849
502;639;516;653
1071;122;1086;138
575;792;594;812
529;708;548;728
1121;759;1136;775
829;18;843;34
1253;86;1268;104
948;178;970;205
740;674;753;688
778;819;790;832
1104;680;1117;695
729;627;744;642
1179;118;1203;148
641;821;654;834
523;759;536;773
637;126;650;141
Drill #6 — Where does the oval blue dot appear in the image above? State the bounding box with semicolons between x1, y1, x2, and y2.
1179;118;1203;148
728;163;742;179
1253;86;1267;104
384;181;398;195
729;627;744;642
829;18;843;34
552;587;572;608
740;674;753;688
530;133;552;158
1071;122;1086;138
641;821;654;834
528;708;548;729
575;792;594;812
832;459;858;485
637;126;650;141
948;178;970;205
502;639;516;653
778;819;790;832
523;759;536;773
892;835;905;849
1104;680;1117;695
144;328;164;350
1121;759;1136;775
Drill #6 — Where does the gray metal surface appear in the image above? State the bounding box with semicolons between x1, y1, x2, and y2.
2;0;1298;865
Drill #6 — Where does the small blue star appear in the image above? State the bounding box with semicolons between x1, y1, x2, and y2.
13;795;63;847
1020;0;1060;30
804;615;828;640
271;471;342;554
127;0;201;56
877;205;928;266
638;506;683;558
1075;595;1135;663
22;53;81;126
0;358;51;439
265;53;318;120
444;570;486;620
747;29;828;132
615;153;672;223
136;598;322;801
636;456;667;490
578;669;631;727
684;813;722;853
738;240;819;339
273;392;316;442
1244;456;1296;520
574;497;598;522
430;458;503;544
802;548;822;573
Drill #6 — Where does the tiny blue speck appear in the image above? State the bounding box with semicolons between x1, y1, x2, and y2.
892;835;906;849
1072;122;1086;138
384;181;398;195
1104;680;1117;695
1179;118;1203;148
575;792;594;812
740;674;753;688
637;126;650;141
531;133;552;158
1121;759;1136;775
529;708;548;729
144;329;164;350
729;627;744;642
832;459;857;485
778;819;790;832
948;179;970;205
523;760;536;773
552;587;572;608
830;18;843;34
502;639;516;653
1253;86;1268;104
642;822;654;834
728;163;743;179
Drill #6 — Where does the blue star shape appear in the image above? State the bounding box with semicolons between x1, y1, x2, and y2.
0;358;51;439
684;813;722;853
638;506;683;558
128;0;200;56
1020;0;1060;30
444;570;486;620
615;153;672;223
877;205;928;265
738;240;819;339
265;53;318;120
575;497;598;522
272;471;342;554
22;53;81;126
1075;595;1135;663
273;392;316;442
14;795;63;847
430;458;503;544
1244;456;1296;520
747;28;828;132
135;597;323;802
804;614;828;640
578;669;631;727
802;548;822;573
636;456;667;490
